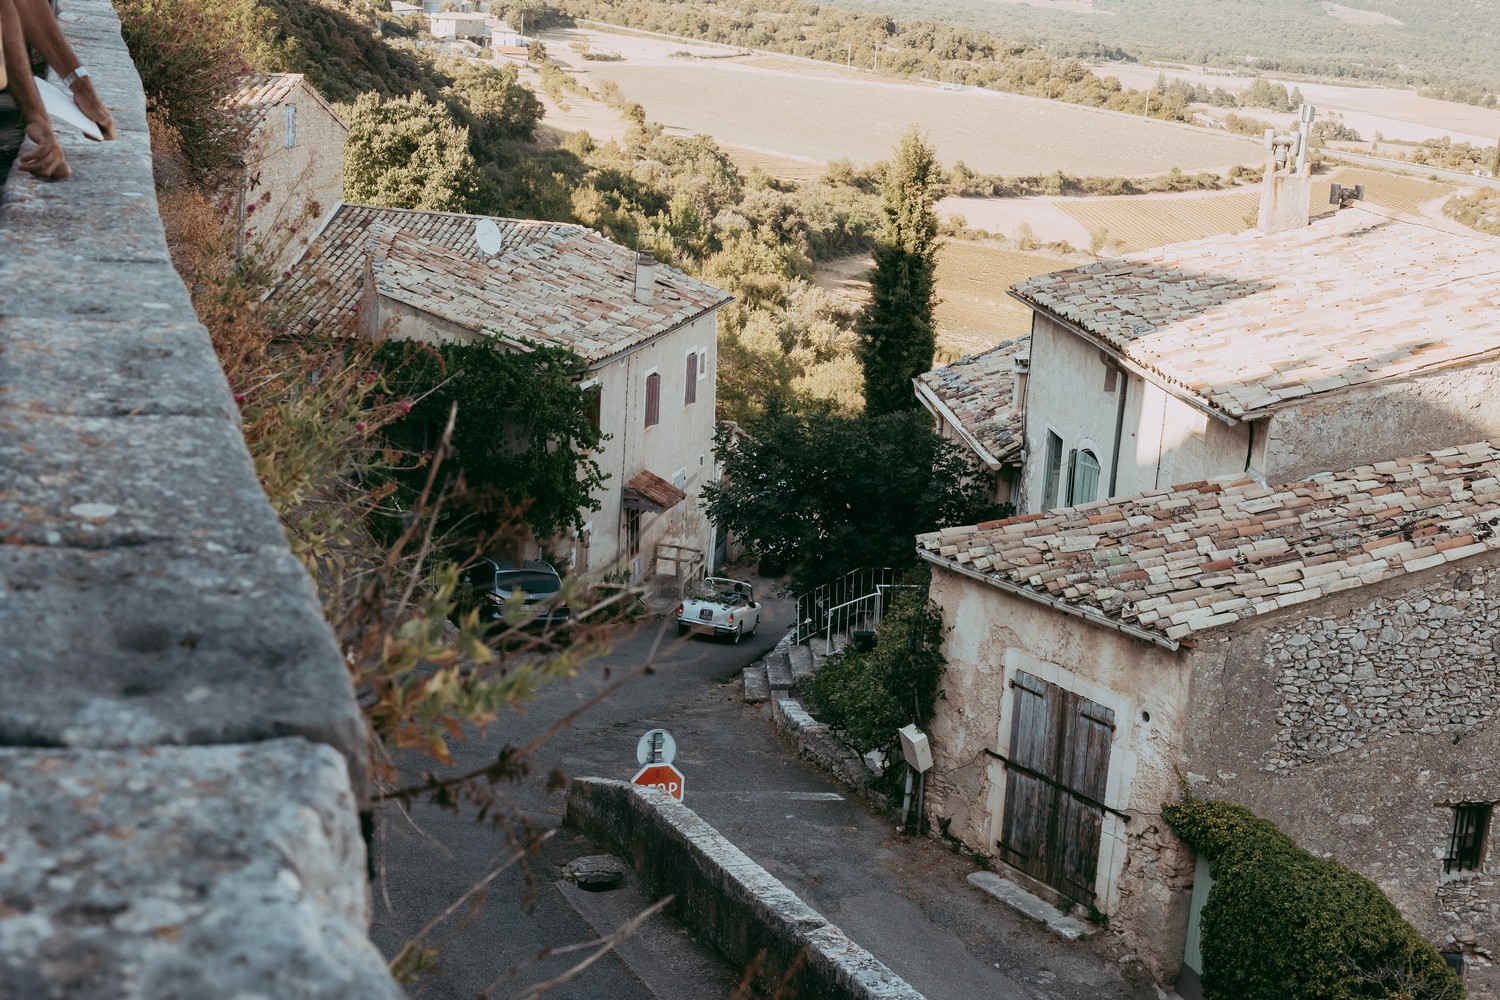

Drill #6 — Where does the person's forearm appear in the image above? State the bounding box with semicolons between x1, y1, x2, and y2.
0;0;46;127
12;0;77;77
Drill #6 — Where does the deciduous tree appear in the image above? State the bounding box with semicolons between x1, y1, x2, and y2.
857;128;939;416
702;409;1001;593
344;92;480;212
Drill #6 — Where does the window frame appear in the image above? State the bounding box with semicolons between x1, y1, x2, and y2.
1041;430;1064;511
1445;802;1494;876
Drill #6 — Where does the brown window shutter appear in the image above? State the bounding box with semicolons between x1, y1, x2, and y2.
685;353;698;405
645;372;660;427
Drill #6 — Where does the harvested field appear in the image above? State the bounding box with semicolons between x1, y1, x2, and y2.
1058;191;1262;253
720;144;828;183
935;242;1074;352
584;61;1260;174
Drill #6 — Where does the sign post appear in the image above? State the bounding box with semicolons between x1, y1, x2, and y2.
632;728;685;801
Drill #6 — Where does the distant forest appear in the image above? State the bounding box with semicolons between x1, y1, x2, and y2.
820;0;1500;102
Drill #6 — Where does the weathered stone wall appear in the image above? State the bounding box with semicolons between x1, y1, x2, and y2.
922;564;1197;981
1185;558;1500;993
0;2;401;995
244;80;346;270
565;777;925;1000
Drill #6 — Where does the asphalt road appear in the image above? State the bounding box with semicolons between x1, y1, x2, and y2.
370;582;1161;1000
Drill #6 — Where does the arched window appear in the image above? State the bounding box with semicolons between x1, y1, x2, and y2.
1067;449;1100;505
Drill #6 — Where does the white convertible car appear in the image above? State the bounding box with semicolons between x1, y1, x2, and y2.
676;576;763;643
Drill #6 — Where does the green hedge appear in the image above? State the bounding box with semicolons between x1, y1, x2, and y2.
1163;798;1463;1000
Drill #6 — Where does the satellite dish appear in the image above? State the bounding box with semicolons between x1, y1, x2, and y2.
474;218;502;257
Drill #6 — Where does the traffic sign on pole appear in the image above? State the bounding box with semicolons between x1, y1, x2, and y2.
636;728;677;766
631;762;686;802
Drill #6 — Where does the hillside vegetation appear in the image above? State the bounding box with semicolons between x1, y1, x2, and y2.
823;0;1500;101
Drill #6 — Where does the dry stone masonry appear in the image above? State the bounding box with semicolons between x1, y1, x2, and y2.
1267;568;1500;770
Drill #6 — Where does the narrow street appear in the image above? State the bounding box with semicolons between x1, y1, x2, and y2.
369;585;1161;1000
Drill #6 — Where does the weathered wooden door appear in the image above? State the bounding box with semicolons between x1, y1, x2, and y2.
997;670;1114;905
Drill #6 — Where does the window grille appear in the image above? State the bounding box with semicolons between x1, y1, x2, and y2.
1445;803;1493;875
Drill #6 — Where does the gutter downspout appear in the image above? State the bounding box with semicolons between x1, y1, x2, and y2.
1107;369;1128;497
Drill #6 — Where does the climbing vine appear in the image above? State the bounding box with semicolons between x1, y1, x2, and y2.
373;339;607;545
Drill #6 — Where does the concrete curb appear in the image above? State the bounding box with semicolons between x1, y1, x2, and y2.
565;777;926;1000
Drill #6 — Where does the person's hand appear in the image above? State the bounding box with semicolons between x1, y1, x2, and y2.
19;119;69;178
69;74;114;140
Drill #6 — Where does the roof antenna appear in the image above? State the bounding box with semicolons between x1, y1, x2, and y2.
474;218;502;257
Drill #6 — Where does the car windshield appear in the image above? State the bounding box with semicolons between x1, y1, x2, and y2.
494;572;561;596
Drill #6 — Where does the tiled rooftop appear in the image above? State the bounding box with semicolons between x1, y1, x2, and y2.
918;441;1500;646
1012;206;1500;420
229;74;302;127
915;337;1028;466
268;205;732;359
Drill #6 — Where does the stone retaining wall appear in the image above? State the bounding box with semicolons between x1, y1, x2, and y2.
0;2;400;995
565;777;925;1000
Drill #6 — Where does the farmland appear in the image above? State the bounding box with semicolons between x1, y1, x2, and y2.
557;27;1261;176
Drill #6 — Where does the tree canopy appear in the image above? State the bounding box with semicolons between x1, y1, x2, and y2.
442;62;545;152
344;92;480;212
857;128;939;416
373;340;607;544
701;409;1001;593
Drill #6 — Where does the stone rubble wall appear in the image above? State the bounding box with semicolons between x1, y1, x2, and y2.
0;1;401;995
565;777;927;1000
1266;566;1500;769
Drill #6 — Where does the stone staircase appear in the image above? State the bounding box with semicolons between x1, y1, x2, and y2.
742;635;836;704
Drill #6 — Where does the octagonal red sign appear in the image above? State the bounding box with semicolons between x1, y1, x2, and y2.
631;762;685;802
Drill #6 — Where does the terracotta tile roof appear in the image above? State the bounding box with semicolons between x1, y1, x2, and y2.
915;337;1027;467
268;205;732;359
1011;206;1500;420
623;470;687;512
918;440;1500;646
229;74;303;128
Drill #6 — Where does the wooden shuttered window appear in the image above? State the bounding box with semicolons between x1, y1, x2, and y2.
997;670;1115;905
644;372;660;427
685;353;697;405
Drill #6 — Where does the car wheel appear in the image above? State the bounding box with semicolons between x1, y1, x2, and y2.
677;622;689;637
731;623;742;644
748;616;759;637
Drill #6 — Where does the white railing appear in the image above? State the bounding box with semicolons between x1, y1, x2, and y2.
794;567;923;646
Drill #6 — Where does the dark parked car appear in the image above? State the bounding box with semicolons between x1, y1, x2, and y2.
458;558;571;630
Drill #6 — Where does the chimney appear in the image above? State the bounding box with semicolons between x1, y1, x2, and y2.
1257;104;1316;234
633;252;657;304
1012;353;1030;406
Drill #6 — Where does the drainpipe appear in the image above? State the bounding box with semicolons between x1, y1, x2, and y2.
1107;368;1128;498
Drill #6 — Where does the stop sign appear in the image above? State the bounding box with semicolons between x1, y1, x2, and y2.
631;762;686;802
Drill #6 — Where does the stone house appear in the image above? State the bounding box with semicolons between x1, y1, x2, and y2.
916;442;1500;994
270;204;732;579
915;336;1028;507
993;204;1500;514
229;74;347;270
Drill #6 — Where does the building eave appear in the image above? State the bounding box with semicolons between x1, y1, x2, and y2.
914;379;1002;470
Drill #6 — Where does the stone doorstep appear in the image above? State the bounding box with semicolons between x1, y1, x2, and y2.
966;871;1097;942
743;664;770;704
765;650;793;690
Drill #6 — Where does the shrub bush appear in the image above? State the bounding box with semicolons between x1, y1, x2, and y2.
1163;798;1463;1000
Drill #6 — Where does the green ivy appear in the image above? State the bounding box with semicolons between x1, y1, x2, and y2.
1163;798;1463;1000
372;339;607;545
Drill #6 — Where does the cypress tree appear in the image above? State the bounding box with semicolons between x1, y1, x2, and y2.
857;127;940;416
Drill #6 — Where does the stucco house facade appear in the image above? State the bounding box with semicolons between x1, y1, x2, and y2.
915;336;1028;507
917;443;1500;993
993;205;1500;514
229;74;347;270
271;204;732;579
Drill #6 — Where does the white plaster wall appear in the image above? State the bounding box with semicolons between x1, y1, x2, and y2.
243;83;346;272
1021;316;1251;512
924;566;1197;977
589;312;719;575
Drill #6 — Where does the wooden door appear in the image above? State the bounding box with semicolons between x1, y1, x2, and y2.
997;670;1114;905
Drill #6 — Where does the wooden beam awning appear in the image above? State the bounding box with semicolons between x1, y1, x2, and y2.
622;470;686;513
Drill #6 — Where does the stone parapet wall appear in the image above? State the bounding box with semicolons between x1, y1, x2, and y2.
565;777;926;1000
0;1;399;995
